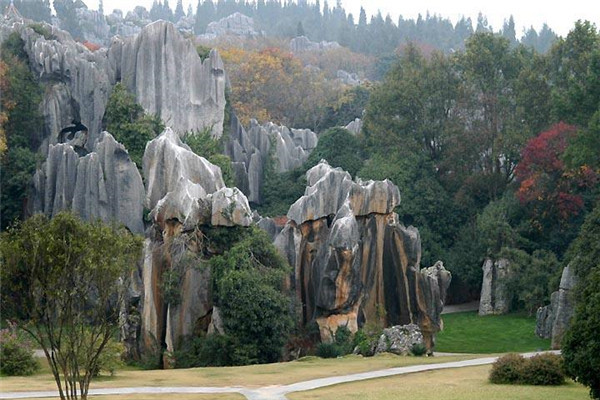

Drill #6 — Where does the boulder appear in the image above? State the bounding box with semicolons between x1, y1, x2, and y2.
375;324;425;356
478;258;510;315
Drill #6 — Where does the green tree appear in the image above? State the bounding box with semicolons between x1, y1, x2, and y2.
0;33;43;230
103;83;163;169
305;127;364;176
0;213;143;399
562;202;600;398
210;226;292;364
549;21;600;127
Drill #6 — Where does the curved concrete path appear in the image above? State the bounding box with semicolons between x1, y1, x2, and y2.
0;351;558;400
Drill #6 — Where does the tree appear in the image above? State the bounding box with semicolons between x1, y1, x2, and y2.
103;83;163;169
305;127;363;176
515;122;596;252
0;33;43;230
562;203;600;399
0;212;143;400
174;0;184;21
210;226;292;364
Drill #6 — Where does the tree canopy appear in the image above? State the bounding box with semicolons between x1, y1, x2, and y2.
0;212;143;399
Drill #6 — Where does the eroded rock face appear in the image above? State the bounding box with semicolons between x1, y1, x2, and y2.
108;21;227;138
535;266;578;348
289;35;340;53
29;131;145;233
143;127;225;211
551;265;578;349
204;12;260;38
226;117;318;204
274;160;450;351
140;128;253;355
478;258;510;315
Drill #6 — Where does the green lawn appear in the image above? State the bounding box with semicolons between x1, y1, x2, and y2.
435;311;551;353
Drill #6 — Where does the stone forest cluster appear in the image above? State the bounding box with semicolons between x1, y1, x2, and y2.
0;1;599;399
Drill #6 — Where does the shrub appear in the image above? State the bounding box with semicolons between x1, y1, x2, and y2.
0;324;39;376
315;342;341;358
334;325;354;355
490;353;566;386
410;343;427;356
489;353;526;384
521;353;565;385
352;323;383;357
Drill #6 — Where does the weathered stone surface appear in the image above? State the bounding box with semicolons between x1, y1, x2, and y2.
478;258;510;315
203;12;260;38
143;127;225;211
275;161;450;351
551;265;578;349
140;128;253;355
289;35;340;53
108;21;227;138
536;291;558;339
337;69;361;86
2;21;112;151
375;324;424;356
287;161;400;224
29;132;145;233
344;118;363;135
226;117;317;204
209;187;252;227
74;7;110;45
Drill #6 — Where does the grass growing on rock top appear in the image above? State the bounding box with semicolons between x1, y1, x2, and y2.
435;311;551;353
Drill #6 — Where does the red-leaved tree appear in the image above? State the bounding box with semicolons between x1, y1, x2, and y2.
515;122;596;227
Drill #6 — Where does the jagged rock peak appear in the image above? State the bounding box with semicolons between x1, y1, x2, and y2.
29;131;145;233
287;160;401;224
143;127;225;211
108;20;226;138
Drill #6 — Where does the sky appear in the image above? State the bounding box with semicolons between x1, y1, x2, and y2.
89;0;599;37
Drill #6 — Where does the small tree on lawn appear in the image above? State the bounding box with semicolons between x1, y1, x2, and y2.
0;212;142;400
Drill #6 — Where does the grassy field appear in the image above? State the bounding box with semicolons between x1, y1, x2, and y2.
435;311;551;353
0;354;475;393
288;365;588;400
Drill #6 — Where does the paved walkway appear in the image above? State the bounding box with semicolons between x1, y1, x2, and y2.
0;351;557;400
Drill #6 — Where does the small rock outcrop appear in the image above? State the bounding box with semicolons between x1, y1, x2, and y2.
226;117;317;204
29;132;145;234
536;291;558;339
337;70;361;86
536;266;578;348
344;118;363;135
108;21;227;138
289;35;340;53
478;258;510;315
203;12;260;38
375;324;425;356
274;160;451;351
